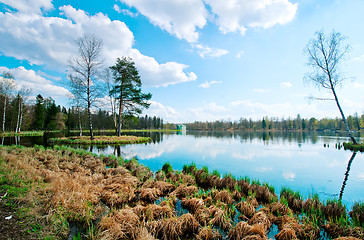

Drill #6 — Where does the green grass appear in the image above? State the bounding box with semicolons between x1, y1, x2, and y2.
48;135;152;145
0;131;44;137
162;162;173;174
343;142;364;152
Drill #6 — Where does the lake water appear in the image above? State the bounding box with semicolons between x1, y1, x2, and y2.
3;130;363;207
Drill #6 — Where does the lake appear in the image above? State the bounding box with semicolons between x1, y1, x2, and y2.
2;130;363;208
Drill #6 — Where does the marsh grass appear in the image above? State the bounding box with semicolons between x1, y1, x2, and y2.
1;145;363;239
49;135;152;145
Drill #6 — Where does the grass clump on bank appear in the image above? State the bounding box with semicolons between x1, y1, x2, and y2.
343;142;364;152
1;145;363;239
0;131;44;137
48;135;151;145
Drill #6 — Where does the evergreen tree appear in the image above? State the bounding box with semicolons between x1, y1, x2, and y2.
33;94;45;130
110;57;152;136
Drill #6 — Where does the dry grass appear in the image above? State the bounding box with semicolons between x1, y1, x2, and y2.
181;198;205;213
132;204;173;221
209;208;232;231
170;184;198;199
228;222;266;240
97;208;140;240
213;190;233;205
2;146;363;239
275;227;298;240
248;211;272;232
236;201;256;218
196;226;222;240
269;202;292;217
322;223;364;239
139;187;162;203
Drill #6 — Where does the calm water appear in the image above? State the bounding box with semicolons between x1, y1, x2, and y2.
3;130;363;207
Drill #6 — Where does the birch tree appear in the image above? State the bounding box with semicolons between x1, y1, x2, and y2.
305;30;357;144
68;34;103;140
15;86;31;133
0;72;15;132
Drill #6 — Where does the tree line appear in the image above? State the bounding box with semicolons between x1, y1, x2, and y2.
185;114;364;132
0;88;164;132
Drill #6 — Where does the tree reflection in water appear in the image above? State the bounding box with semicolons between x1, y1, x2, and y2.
339;151;357;201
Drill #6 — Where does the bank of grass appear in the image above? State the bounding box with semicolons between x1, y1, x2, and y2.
69;129;179;133
343;142;364;152
0;145;363;239
0;131;45;137
48;135;152;145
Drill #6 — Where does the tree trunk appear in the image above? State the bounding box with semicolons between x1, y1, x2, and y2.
78;108;82;137
87;75;93;140
19;107;23;132
16;97;21;133
118;98;122;137
88;103;93;140
2;96;6;132
331;86;357;144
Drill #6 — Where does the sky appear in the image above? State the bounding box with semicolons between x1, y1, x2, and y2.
0;0;364;123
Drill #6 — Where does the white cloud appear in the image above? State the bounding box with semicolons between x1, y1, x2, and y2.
114;5;139;17
0;4;197;87
121;9;138;17
256;167;273;173
187;102;227;121
120;0;207;42
205;0;298;35
350;81;364;88
253;89;270;93
352;55;364;62
198;80;222;88
0;0;53;14
144;100;181;122
282;171;296;181
236;50;244;58
113;4;122;13
0;66;71;98
192;44;229;58
280;81;293;88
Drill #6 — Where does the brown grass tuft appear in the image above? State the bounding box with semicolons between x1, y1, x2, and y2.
139;187;162;203
133;204;173;221
275;227;298;240
248;211;272;232
101;183;135;207
196;226;222;240
269;202;292;216
218;176;236;190
214;190;233;205
228;222;266;240
97;208;140;240
322;223;364;239
236;201;256;218
209;208;232;231
171;184;198;199
181;198;205;213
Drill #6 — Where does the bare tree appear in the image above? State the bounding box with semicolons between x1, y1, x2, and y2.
68;34;103;140
15;86;32;133
102;68;118;132
0;72;15;132
305;30;357;144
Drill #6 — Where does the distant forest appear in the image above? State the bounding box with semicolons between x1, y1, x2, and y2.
185;114;364;132
0;93;163;132
1;93;363;132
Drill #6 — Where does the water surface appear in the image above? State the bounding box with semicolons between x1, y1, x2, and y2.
3;130;363;207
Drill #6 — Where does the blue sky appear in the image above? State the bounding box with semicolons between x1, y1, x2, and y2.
1;0;364;123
